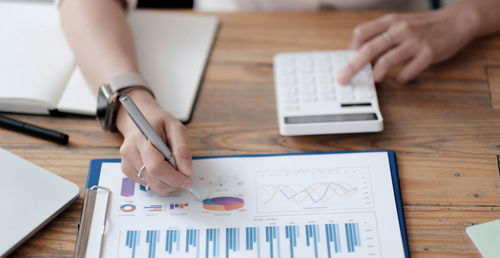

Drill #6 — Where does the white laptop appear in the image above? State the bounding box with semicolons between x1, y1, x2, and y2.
0;148;79;256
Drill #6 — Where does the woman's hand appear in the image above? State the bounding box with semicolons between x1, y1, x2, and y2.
337;5;479;84
115;89;193;196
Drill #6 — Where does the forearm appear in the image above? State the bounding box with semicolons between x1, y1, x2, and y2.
60;0;139;95
444;0;500;39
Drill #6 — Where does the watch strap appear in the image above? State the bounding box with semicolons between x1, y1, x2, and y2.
109;73;155;98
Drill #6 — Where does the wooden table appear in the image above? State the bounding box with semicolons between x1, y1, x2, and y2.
4;11;500;257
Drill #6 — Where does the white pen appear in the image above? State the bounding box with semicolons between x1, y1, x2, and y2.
119;94;201;201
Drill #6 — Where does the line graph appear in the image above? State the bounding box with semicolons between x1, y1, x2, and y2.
256;168;373;213
262;182;358;205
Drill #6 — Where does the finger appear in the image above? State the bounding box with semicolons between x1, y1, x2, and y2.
120;158;147;186
139;140;192;189
397;49;432;83
165;120;193;177
120;138;147;184
338;35;392;85
351;14;398;49
141;167;177;196
372;42;417;82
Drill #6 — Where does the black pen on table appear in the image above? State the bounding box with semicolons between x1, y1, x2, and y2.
0;114;69;145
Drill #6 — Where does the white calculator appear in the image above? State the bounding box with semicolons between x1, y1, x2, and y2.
273;50;383;136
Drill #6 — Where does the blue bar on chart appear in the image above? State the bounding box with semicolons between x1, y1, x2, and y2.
265;226;281;258
125;230;140;258
305;224;320;258
206;228;220;258
169;203;189;210
285;225;299;258
225;227;240;258
121;177;135;197
245;227;260;257
185;228;200;258
146;230;160;258
165;229;181;254
325;223;342;257
345;222;361;253
144;205;162;212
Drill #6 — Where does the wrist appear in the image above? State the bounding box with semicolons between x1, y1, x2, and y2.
443;1;481;41
115;88;157;136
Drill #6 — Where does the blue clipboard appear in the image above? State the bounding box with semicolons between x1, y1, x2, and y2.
84;150;410;257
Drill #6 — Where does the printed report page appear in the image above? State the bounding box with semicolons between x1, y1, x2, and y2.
86;152;405;258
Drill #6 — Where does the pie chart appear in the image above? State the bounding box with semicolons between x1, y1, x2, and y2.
202;197;244;211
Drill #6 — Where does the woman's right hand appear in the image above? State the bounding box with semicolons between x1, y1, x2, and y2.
115;89;193;196
337;4;480;85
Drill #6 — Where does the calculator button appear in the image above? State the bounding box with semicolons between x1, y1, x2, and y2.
318;86;335;94
341;93;355;100
284;96;299;103
281;87;298;95
280;76;296;85
355;92;374;100
285;105;300;112
301;95;318;103
277;65;295;75
300;86;317;95
316;74;333;83
339;86;353;93
298;65;313;73
320;95;337;102
298;74;315;84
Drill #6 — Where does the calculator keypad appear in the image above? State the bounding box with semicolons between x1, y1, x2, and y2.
275;51;376;113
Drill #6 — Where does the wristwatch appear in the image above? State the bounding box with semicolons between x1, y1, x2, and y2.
96;73;154;131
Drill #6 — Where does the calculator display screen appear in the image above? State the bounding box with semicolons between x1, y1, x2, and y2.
285;113;378;124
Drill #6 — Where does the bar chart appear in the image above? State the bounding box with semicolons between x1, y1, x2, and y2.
119;220;374;258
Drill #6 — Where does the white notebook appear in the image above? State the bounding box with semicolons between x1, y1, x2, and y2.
0;2;218;122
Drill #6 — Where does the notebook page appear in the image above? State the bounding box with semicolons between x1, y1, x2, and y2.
57;11;218;120
57;68;96;115
0;2;75;113
86;152;405;258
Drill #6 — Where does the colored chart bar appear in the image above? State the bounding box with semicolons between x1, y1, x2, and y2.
265;226;280;258
245;227;260;258
125;230;140;258
285;225;299;258
325;223;341;257
305;224;320;258
121;177;135;197
165;229;180;254
225;227;240;258
206;228;220;258
202;197;244;211
146;230;160;258
144;205;162;212
345;223;361;253
186;229;200;257
170;203;189;210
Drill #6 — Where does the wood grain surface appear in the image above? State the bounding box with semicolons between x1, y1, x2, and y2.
3;11;500;257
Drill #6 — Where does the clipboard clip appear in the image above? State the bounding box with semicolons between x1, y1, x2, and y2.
74;186;111;258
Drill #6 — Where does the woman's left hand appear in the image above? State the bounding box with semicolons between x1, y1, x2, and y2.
337;6;479;84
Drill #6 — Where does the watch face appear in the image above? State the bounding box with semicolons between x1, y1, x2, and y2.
97;85;113;129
